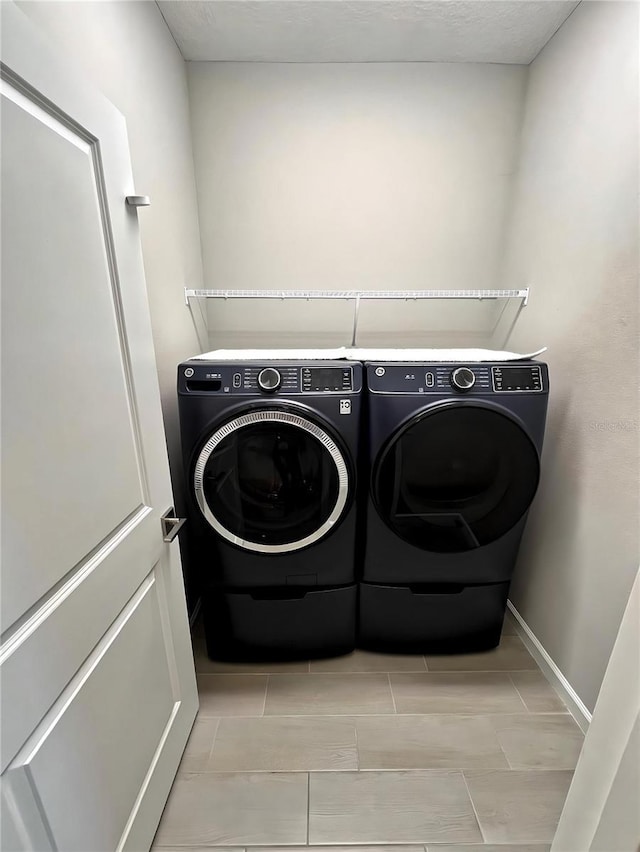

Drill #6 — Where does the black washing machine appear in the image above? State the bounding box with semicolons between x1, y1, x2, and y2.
178;359;362;660
359;360;549;653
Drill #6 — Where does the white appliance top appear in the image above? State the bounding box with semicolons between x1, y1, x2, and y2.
344;346;547;362
189;348;348;361
190;347;547;362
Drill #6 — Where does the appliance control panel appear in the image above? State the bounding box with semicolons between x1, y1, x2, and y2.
367;362;546;394
178;362;360;395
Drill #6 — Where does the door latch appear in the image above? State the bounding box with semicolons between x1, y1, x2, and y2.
161;507;186;543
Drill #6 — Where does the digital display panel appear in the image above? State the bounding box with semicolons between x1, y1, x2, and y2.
493;366;542;392
302;367;352;392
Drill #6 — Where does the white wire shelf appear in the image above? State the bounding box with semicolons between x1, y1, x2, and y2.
185;288;529;303
184;288;529;348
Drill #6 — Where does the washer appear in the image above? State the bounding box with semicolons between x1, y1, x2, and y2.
359;360;549;652
178;359;362;660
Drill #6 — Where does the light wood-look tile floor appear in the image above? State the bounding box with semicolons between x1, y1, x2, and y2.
153;616;581;851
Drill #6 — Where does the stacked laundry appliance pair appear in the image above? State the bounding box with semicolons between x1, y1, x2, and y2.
177;349;548;661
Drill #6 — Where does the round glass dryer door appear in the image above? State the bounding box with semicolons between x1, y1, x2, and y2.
373;404;540;553
193;410;350;553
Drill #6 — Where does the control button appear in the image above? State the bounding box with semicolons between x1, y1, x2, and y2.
425;372;435;388
451;367;476;392
375;367;385;377
184;367;194;378
232;373;241;388
257;367;282;393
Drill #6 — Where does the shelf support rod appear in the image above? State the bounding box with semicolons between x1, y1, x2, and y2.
350;293;361;347
500;295;528;348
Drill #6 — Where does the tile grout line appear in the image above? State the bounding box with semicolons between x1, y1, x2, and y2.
178;766;577;775
175;765;579;774
197;671;305;677
461;769;486;845
199;666;552;674
306;771;310;844
387;672;398;713
199;709;570;719
418;667;542;673
353;715;360;771
508;671;534;713
204;717;222;770
488;719;515;770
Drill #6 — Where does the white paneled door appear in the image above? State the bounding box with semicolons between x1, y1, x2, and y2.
0;5;198;851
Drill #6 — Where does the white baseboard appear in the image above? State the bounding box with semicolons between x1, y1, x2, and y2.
507;599;592;733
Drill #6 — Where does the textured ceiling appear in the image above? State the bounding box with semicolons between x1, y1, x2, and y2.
157;0;579;64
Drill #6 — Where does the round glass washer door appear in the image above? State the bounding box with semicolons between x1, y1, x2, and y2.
193;409;350;553
373;404;540;553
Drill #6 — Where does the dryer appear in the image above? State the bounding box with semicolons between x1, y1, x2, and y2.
359;360;548;653
178;359;362;660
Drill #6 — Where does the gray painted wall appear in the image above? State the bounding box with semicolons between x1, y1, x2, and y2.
500;1;639;712
187;62;528;348
17;1;206;606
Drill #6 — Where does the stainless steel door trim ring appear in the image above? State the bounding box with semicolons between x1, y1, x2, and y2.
193;410;350;553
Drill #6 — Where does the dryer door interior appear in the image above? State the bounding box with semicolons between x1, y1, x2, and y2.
373;404;540;553
193;410;350;553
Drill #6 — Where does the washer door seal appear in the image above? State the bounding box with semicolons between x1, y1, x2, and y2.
194;409;350;553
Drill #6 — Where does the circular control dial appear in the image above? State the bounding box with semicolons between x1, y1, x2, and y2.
451;367;476;392
257;367;282;393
